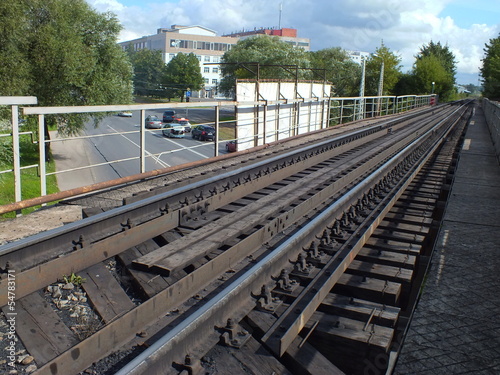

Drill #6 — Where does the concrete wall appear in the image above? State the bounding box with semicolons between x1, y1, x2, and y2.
482;99;500;164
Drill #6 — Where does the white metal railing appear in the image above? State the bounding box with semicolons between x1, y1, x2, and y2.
329;95;435;125
0;94;436;207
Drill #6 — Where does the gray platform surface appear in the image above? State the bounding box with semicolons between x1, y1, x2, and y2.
394;103;500;374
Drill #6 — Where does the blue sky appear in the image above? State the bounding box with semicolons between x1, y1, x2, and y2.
86;0;500;85
441;0;499;28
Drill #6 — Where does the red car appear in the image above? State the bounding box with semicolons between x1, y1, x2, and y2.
226;140;237;152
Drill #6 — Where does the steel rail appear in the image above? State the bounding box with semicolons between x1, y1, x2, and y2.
0;122;388;263
113;102;470;375
0;105;459;309
0;123;387;306
0;121;397;308
29;110;455;375
262;103;472;356
27;104;467;375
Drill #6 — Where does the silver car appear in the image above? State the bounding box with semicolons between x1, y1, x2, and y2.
145;115;163;129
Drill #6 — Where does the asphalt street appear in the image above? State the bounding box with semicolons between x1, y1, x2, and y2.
51;106;233;191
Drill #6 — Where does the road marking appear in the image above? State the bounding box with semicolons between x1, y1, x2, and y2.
161;136;210;159
106;125;170;168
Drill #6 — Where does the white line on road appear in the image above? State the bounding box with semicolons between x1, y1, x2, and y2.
160;136;210;159
107;125;171;168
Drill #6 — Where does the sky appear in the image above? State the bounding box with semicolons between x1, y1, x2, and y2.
85;0;500;85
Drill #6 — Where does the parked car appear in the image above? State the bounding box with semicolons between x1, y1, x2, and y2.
145;115;163;129
175;118;192;133
162;110;176;123
162;125;185;138
118;111;132;117
191;125;216;141
226;140;237;152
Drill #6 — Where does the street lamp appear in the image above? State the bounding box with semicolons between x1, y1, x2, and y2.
358;57;366;120
431;81;435;94
376;60;384;116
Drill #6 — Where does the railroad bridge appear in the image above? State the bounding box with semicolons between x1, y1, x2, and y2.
0;98;499;375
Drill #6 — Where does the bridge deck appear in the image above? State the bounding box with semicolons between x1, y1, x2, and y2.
394;102;500;374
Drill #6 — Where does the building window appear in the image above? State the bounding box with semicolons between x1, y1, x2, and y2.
196;55;201;61
204;78;209;84
169;53;175;60
212;67;218;73
204;56;211;62
212;79;218;85
204;67;210;73
213;56;220;63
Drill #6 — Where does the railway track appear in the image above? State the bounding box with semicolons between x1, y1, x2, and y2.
0;101;473;375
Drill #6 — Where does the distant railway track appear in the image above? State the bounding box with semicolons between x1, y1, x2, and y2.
0;100;473;375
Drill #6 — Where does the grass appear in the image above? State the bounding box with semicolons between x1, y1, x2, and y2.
0;132;59;219
218;116;236;141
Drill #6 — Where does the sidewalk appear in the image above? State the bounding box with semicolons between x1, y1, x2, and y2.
394;103;500;374
49;131;99;191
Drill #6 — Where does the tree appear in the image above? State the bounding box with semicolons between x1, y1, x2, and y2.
163;53;204;101
412;54;453;98
412;41;457;101
220;36;311;97
480;34;500;100
0;0;31;96
364;42;402;96
417;41;457;81
126;47;167;97
309;47;360;97
392;73;416;96
0;0;133;141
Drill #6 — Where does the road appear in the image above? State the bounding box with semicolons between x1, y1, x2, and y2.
52;106;234;190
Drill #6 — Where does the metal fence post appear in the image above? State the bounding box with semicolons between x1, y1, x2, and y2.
11;105;21;203
38;114;46;199
140;110;146;173
215;105;219;157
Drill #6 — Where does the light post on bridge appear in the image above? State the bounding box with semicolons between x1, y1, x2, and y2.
358;57;366;120
376;60;384;116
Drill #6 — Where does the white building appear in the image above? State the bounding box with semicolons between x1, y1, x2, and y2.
346;50;371;64
120;25;237;98
120;25;310;98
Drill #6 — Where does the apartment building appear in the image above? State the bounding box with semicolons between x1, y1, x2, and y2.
119;25;311;98
119;25;236;98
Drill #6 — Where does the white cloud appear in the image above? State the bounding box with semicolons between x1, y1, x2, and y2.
85;0;499;82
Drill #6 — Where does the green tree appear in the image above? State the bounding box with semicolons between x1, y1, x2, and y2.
365;42;402;96
163;53;204;101
127;47;167;97
412;41;457;101
480;34;500;100
220;36;311;97
0;0;31;96
417;41;457;81
0;0;133;141
412;54;453;98
309;47;360;97
392;73;416;96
